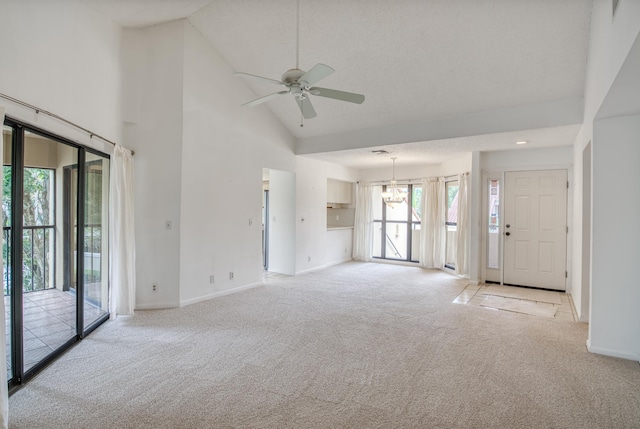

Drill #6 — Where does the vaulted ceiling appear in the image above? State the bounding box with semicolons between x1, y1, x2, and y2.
83;0;593;167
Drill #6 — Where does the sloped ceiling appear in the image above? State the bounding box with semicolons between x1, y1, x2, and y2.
83;0;592;167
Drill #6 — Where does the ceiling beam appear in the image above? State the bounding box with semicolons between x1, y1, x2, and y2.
296;96;584;155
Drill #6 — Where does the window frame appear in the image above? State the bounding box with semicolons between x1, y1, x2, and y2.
373;183;421;263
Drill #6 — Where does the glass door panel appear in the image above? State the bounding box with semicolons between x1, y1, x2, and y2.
3;125;13;381
487;179;500;270
22;132;77;374
445;180;459;269
83;153;109;329
385;222;407;259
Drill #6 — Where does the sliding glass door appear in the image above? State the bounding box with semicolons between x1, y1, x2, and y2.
82;153;110;329
372;184;422;262
2;118;110;388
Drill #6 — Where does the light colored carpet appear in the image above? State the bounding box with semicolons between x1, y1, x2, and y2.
478;295;558;318
483;284;562;304
8;262;640;428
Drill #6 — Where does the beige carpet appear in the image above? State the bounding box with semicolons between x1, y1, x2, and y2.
8;262;640;428
483;284;562;304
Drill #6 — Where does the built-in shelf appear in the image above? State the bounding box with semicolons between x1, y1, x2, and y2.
327;178;354;205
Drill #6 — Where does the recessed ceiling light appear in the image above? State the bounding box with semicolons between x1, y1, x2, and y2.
516;140;528;145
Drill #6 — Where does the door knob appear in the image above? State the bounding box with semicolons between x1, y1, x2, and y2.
506;224;511;228
505;232;511;236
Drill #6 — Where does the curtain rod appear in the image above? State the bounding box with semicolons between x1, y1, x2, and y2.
0;92;135;155
361;178;424;185
360;172;469;185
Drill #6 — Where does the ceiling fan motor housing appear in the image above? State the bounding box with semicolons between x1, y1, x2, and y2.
282;68;306;85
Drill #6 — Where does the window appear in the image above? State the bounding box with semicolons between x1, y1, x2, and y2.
373;184;421;262
445;180;459;269
487;179;500;270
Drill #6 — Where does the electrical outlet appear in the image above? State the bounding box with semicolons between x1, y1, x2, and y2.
209;275;215;284
229;272;234;280
152;283;157;293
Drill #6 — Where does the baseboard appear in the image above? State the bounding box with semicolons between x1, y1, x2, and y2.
179;282;263;307
296;265;328;275
468;280;479;286
586;340;639;361
135;302;179;310
327;257;352;267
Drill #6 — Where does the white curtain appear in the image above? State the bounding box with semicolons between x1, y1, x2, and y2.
109;145;136;317
0;107;8;429
420;177;445;268
455;173;470;277
352;183;374;262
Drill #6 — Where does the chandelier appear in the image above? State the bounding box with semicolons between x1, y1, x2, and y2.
381;157;406;208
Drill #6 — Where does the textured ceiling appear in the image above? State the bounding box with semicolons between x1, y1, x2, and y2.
83;0;593;168
303;125;581;168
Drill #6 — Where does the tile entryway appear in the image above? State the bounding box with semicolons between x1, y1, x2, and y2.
453;283;577;321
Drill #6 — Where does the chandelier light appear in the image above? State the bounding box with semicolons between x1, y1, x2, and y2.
381;157;406;208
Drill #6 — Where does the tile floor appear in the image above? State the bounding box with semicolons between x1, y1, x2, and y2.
5;288;106;375
263;270;288;280
453;283;577;322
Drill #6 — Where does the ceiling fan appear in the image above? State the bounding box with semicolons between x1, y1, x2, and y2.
234;0;365;121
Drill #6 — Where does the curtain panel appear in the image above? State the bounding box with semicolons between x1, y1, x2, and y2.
420;177;445;268
455;173;470;277
109;145;136;317
352;183;374;262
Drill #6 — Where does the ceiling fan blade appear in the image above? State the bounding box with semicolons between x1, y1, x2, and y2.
234;71;285;86
299;63;334;87
309;87;365;104
296;96;317;119
243;90;289;107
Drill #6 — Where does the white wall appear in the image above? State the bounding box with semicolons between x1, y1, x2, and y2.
436;153;473;177
122;22;185;309
123;20;300;307
0;0;119;154
571;0;640;353
179;22;297;303
590;114;640;360
268;169;297;275
481;146;573;171
357;163;435;183
356;153;472;184
295;156;357;274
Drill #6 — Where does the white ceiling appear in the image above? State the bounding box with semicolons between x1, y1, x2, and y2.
83;0;593;168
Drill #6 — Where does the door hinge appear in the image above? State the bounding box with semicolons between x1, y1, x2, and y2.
565;271;568;278
567;181;569;189
566;226;569;233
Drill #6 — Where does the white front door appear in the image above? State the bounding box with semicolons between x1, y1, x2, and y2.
504;170;567;291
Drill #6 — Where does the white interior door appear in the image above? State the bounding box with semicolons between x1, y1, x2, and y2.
504;170;567;291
